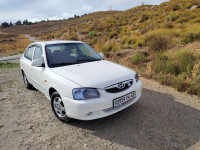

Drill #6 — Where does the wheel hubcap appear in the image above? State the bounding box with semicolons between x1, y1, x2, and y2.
24;74;28;87
53;97;66;118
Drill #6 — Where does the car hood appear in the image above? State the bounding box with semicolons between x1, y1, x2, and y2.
51;60;135;89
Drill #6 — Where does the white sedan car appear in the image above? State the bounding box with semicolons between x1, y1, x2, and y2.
20;41;142;122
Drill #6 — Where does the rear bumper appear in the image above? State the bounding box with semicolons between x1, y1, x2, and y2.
62;80;142;120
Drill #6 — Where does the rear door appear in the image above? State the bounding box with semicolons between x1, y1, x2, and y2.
22;45;35;84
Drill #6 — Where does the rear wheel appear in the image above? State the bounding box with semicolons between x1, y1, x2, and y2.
51;92;71;123
22;72;33;89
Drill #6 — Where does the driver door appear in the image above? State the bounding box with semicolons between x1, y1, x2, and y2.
31;45;47;94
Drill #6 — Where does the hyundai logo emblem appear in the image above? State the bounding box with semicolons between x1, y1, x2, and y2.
118;82;125;89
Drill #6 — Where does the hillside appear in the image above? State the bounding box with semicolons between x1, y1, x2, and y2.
0;0;200;96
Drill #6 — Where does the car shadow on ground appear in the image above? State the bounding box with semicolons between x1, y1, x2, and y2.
70;88;200;150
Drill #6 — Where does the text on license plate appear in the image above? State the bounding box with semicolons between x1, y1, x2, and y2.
113;91;136;107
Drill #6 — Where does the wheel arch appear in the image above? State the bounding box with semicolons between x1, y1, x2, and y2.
49;87;57;98
21;69;24;75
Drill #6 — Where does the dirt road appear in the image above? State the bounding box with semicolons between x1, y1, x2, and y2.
0;67;200;150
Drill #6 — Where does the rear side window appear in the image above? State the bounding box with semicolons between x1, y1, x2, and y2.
25;46;35;60
33;46;44;63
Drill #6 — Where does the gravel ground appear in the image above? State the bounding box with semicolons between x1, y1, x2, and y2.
0;68;200;150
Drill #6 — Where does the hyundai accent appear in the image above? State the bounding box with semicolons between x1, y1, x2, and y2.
20;41;142;122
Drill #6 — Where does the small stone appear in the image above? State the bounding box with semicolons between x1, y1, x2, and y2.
48;142;51;146
29;125;33;130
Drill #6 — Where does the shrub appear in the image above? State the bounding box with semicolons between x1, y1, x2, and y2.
144;33;172;52
115;58;120;64
120;36;129;45
182;32;200;44
152;54;179;75
133;40;144;49
159;74;174;86
171;15;179;21
108;32;117;39
178;52;195;73
164;22;174;28
131;51;146;65
89;38;98;46
177;17;189;23
191;61;200;80
152;50;196;76
172;73;190;92
88;31;96;37
69;34;78;40
127;36;136;45
188;80;200;96
102;43;118;53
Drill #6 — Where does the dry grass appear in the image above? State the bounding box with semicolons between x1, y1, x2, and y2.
0;33;31;57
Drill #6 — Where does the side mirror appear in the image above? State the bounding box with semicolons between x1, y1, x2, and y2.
31;59;44;67
99;52;104;58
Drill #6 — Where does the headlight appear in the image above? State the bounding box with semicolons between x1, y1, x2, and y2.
135;73;139;82
72;88;100;100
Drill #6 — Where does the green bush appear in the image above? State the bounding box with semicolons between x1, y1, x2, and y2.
182;32;200;44
88;31;96;37
152;55;179;75
131;51;146;65
178;53;195;73
144;33;172;52
152;50;196;76
115;58;120;64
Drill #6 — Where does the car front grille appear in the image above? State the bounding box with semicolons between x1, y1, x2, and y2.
105;79;133;93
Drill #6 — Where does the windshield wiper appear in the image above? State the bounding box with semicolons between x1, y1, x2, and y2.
76;59;101;62
50;62;73;67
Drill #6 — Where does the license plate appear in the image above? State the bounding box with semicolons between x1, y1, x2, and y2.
113;91;136;107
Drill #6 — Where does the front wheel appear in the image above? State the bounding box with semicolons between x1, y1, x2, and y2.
51;92;71;123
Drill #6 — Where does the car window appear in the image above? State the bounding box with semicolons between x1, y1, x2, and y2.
33;46;44;63
79;44;98;58
45;43;102;67
25;46;35;60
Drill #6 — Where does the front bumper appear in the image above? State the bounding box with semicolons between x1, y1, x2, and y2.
62;80;142;120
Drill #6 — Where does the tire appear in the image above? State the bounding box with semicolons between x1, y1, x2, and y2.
51;92;71;123
22;72;33;89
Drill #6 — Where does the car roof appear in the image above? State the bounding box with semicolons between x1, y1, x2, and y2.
32;40;84;46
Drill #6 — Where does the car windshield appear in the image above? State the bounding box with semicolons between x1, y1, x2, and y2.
45;43;103;67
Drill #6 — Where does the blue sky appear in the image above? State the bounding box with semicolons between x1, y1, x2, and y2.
0;0;169;23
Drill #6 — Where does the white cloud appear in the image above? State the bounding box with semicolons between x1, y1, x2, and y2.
61;12;74;18
29;18;44;23
29;12;74;22
81;5;92;11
